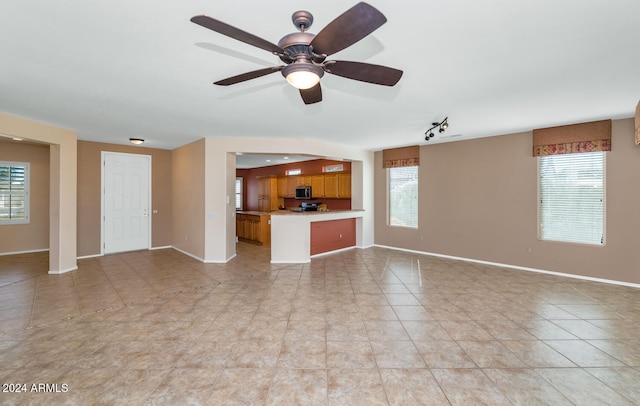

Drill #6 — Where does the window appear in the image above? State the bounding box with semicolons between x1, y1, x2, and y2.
323;164;344;173
235;177;243;210
538;152;605;245
0;161;30;224
388;165;418;228
286;169;301;176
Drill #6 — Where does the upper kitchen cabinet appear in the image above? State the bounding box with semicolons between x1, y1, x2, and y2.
277;176;287;198
277;172;351;199
324;173;351;198
311;175;325;198
337;173;351;198
285;176;303;198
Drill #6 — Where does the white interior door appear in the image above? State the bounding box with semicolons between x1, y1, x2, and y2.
103;152;151;254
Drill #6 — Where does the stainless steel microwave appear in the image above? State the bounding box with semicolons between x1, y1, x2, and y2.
295;186;312;199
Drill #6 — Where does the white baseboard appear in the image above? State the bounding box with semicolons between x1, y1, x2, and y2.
271;259;311;264
171;246;205;262
77;253;103;260
48;266;78;275
171;246;237;264
311;245;357;259
358;243;376;250
374;244;640;289
150;245;172;251
0;248;49;256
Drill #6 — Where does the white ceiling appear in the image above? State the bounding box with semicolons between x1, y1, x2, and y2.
236;153;321;169
1;0;639;153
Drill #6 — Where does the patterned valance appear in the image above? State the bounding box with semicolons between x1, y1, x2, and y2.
532;119;611;157
635;100;639;146
382;145;420;168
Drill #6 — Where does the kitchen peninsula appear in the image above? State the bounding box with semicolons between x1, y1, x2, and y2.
269;210;364;263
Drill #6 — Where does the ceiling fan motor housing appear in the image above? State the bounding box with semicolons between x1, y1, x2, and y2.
277;32;324;64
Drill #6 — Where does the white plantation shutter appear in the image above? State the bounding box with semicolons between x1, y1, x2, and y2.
0;162;30;224
538;152;605;245
235;177;243;210
389;165;418;228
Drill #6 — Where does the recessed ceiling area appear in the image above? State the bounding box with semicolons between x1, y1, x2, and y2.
235;153;324;169
0;1;638;151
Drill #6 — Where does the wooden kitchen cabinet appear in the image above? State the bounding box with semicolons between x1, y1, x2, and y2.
311;175;325;198
277;176;287;198
285;176;302;198
236;213;271;244
324;174;338;198
337;173;351;198
325;172;351;198
257;176;278;212
278;172;351;200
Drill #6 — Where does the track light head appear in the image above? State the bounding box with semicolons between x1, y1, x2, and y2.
424;116;449;142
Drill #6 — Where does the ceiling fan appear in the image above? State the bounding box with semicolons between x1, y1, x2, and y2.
191;2;403;104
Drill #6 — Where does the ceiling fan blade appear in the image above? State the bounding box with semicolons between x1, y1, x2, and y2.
299;83;322;104
324;60;402;86
191;15;285;55
309;2;387;57
214;66;284;86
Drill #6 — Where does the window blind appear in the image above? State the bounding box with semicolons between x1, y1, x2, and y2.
235;177;243;210
0;162;29;222
538;152;604;245
389;165;418;227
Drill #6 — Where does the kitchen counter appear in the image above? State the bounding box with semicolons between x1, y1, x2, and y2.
270;210;365;263
236;211;272;216
270;209;364;216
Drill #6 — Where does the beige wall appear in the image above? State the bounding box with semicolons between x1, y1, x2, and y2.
171;139;205;260
375;118;640;285
0;140;50;253
77;141;173;257
0;112;77;273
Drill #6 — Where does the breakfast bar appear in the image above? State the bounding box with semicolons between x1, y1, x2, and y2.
269;210;365;263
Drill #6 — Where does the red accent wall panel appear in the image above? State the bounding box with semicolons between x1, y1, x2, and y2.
310;218;356;256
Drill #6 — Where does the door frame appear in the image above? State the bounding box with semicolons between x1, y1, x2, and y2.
100;151;152;255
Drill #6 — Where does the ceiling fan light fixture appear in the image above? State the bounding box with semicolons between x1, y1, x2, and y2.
282;63;324;89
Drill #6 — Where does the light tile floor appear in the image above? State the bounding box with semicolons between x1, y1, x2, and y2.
1;244;640;405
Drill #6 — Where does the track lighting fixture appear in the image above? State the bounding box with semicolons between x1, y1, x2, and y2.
424;117;449;141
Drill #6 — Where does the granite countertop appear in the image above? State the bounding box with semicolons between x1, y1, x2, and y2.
235;211;272;216
237;209;364;216
269;209;364;216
